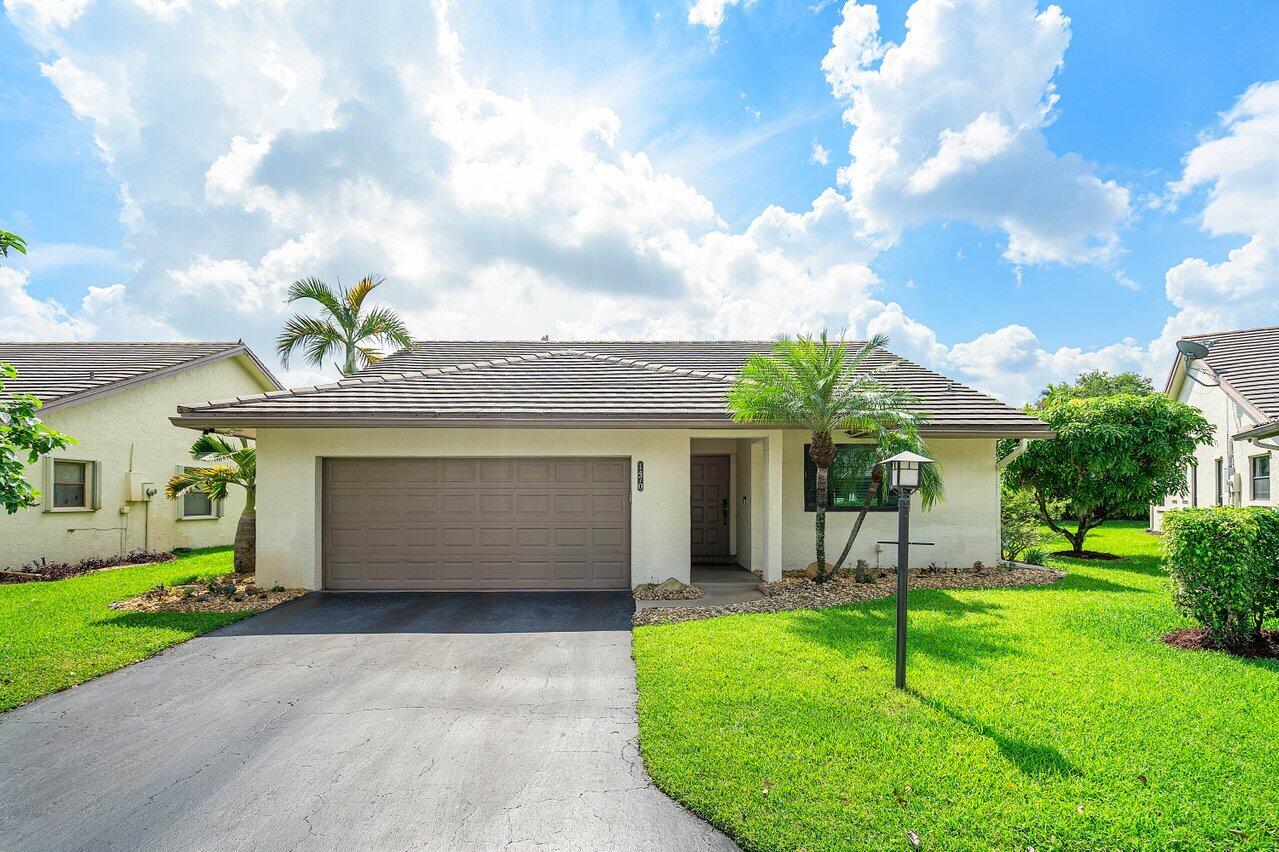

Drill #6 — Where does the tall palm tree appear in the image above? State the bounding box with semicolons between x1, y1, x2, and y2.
0;229;27;258
166;435;257;573
276;275;414;376
727;332;920;583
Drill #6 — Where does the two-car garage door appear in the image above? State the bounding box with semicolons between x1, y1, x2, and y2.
322;457;631;590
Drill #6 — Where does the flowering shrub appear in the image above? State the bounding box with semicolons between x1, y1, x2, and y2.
11;550;176;580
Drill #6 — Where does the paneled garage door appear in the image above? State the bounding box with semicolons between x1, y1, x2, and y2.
322;457;631;590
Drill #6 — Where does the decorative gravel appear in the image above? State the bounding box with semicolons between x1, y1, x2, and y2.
633;581;705;600
632;564;1064;626
111;573;308;614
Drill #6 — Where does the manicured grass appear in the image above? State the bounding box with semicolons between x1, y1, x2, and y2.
0;548;255;712
634;523;1279;851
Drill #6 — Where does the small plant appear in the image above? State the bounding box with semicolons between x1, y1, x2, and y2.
1021;546;1049;566
1163;507;1279;648
972;561;985;574
271;584;284;593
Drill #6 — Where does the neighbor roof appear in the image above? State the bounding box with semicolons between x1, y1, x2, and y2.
1165;326;1279;424
0;341;281;411
174;341;1050;436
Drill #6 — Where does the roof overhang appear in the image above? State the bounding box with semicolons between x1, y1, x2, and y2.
171;412;1054;439
1235;420;1279;442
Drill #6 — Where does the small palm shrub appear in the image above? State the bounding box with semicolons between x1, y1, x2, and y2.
1163;507;1279;648
1021;546;1049;566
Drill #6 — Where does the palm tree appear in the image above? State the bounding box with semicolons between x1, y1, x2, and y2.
0;229;27;258
166;435;257;573
276;275;414;376
727;332;920;583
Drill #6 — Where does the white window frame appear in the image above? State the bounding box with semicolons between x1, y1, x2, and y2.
1250;453;1271;503
175;465;224;521
43;457;101;512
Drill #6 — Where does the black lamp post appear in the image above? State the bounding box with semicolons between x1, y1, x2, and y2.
880;450;933;690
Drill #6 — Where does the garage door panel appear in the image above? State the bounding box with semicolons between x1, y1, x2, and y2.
323;457;631;590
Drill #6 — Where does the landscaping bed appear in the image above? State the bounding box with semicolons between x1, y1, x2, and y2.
633;577;705;600
1;550;176;583
111;572;307;613
633;562;1062;626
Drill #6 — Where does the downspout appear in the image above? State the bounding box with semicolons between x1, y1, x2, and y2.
997;438;1030;470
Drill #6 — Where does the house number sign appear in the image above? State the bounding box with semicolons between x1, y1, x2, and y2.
636;461;644;491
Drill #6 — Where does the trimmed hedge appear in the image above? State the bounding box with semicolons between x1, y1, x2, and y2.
1162;507;1279;648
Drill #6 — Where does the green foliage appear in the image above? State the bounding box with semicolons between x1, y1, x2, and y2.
1005;394;1214;554
1037;369;1154;407
727;332;921;582
0;362;76;513
1020;545;1049;566
634;523;1279;850
1163;507;1279;648
276;274;414;375
165;434;256;510
0;229;28;258
1000;486;1055;560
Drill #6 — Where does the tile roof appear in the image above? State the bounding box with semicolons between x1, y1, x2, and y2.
176;341;1050;436
1177;326;1279;421
0;341;279;410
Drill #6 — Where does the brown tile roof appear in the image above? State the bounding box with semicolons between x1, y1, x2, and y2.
0;341;280;410
1176;326;1279;421
175;341;1050;436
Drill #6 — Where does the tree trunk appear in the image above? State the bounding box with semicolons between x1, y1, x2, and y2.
234;510;256;573
832;464;885;581
815;465;829;583
808;432;835;585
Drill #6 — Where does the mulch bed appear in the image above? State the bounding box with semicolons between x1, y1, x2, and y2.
633;564;1064;626
1160;628;1279;660
1051;550;1123;561
111;573;307;614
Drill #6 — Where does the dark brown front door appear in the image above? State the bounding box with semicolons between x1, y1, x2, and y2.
690;455;730;563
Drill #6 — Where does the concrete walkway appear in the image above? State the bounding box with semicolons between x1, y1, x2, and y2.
635;564;764;611
0;592;737;851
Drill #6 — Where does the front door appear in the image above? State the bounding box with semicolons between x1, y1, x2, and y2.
690;455;731;563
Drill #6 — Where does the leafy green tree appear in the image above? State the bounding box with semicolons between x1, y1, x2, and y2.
1;363;76;513
728;332;919;583
167;434;257;572
1004;394;1214;556
0;230;27;258
1037;370;1154;407
276;275;414;376
1000;485;1059;560
829;424;944;582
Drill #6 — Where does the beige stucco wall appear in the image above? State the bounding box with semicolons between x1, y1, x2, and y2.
254;426;1001;590
0;356;271;569
781;433;1001;571
1151;374;1276;531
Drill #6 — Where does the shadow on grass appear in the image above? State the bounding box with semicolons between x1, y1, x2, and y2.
785;593;1016;667
93;609;252;634
910;689;1081;778
1054;573;1147;593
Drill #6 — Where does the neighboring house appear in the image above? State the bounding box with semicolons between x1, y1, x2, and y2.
0;342;280;568
1152;325;1279;531
172;341;1050;592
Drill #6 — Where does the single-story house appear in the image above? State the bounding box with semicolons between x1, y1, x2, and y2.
171;341;1050;591
1152;325;1278;530
0;342;280;568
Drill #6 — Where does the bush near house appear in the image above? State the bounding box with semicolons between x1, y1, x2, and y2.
1163;507;1279;648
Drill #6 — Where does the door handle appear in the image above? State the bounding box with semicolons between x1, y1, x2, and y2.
722;497;728;524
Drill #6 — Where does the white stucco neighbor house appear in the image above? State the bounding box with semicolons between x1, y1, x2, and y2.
0;342;280;568
170;341;1050;592
1152;325;1279;532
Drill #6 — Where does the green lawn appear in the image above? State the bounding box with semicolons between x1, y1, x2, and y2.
0;547;253;712
634;523;1279;851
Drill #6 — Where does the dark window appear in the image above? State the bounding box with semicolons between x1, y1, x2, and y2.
803;444;895;513
181;467;216;518
53;460;87;508
1189;461;1198;507
1216;458;1224;505
1252;455;1270;501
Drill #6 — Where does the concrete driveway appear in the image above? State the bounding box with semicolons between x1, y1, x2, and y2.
0;592;736;851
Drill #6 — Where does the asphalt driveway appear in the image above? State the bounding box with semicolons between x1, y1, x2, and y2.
0;592;735;851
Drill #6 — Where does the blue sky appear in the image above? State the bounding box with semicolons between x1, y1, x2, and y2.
2;0;1277;401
